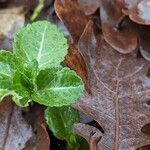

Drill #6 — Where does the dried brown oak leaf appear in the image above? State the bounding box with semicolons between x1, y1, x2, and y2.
74;21;150;150
100;0;138;54
54;0;89;45
0;97;33;150
120;0;150;25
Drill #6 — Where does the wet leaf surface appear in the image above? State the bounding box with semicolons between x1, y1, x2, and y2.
74;21;150;150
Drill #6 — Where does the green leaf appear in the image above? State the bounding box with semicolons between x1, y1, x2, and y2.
32;67;84;106
13;60;38;98
0;62;13;89
13;21;68;69
0;50;14;99
0;89;29;107
0;89;14;102
12;93;30;107
0;50;15;67
45;106;81;150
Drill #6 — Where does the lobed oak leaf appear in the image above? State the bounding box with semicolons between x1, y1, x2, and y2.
74;20;150;150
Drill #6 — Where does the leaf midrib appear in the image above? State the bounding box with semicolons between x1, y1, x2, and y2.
37;24;47;64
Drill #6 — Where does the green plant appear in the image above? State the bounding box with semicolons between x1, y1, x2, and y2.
0;21;86;149
31;0;45;21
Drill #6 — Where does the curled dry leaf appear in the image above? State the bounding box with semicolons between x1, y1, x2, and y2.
0;97;33;150
54;0;89;44
100;0;138;54
77;0;100;15
117;0;150;25
74;21;150;149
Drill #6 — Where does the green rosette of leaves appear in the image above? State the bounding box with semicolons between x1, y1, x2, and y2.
0;21;87;150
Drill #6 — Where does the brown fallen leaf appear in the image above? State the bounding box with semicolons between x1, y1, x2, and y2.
74;20;150;149
64;42;90;93
54;0;89;44
100;0;138;54
127;0;150;25
23;104;50;150
0;97;33;150
36;123;50;150
77;0;100;15
120;0;150;25
74;123;102;150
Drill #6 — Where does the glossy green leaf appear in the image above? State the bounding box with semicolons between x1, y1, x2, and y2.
32;67;84;106
45;106;81;150
13;21;68;69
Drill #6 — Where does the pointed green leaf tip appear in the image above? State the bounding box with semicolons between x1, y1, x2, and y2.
13;21;68;69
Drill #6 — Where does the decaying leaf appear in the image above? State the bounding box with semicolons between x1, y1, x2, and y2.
120;0;150;25
54;0;89;44
100;0;138;54
74;21;150;150
0;97;33;150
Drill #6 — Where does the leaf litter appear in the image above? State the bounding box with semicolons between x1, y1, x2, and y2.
0;0;150;150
